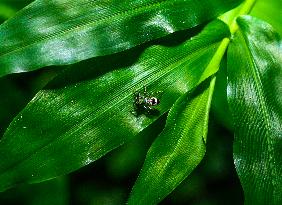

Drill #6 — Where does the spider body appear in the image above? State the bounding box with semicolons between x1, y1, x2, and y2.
133;87;161;116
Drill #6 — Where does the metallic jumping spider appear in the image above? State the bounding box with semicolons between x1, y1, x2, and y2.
133;87;161;116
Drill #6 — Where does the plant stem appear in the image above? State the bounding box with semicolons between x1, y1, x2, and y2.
201;0;257;79
220;0;257;35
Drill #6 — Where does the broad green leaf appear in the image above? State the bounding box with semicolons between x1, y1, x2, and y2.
227;15;282;205
0;20;230;192
128;77;216;205
0;0;243;77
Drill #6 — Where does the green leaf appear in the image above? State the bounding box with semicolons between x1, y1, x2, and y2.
128;77;216;205
0;20;230;192
227;15;282;205
0;0;243;77
251;0;282;36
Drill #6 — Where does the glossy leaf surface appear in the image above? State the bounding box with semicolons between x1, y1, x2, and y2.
0;0;242;77
0;20;230;192
227;15;282;205
128;77;216;205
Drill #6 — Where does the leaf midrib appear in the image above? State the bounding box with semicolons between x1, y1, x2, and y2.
138;87;208;203
166;93;205;171
239;28;276;196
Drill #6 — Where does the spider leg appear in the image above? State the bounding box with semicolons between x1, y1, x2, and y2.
143;105;153;114
143;86;148;96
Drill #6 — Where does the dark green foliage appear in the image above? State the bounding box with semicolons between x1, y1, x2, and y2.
0;0;281;204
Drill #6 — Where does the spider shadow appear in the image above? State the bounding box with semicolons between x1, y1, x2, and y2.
132;106;161;119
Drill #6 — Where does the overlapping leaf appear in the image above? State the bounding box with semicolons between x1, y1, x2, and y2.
0;0;243;77
0;20;230;192
227;15;282;205
128;77;216;205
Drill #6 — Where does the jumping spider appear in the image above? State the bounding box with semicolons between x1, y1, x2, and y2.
133;87;161;116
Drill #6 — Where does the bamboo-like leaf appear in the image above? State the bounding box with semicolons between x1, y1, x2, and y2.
128;77;216;205
0;0;243;77
227;15;282;205
0;20;230;192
